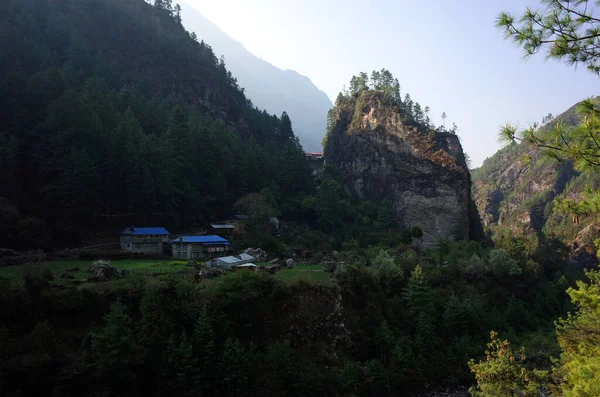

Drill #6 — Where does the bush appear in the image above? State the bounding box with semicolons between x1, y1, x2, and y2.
258;235;288;257
23;266;53;302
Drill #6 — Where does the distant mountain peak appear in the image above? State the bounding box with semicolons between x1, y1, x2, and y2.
180;3;332;151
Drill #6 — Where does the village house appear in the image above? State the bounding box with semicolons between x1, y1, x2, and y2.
225;214;249;234
119;226;170;254
170;235;231;260
305;151;323;160
208;223;235;239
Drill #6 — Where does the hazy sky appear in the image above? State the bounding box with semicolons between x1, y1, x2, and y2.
185;0;597;167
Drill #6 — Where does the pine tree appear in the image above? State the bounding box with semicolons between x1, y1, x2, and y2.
469;331;547;397
219;338;249;396
279;111;294;141
402;265;432;317
555;270;600;397
404;93;414;117
414;103;424;125
91;303;138;386
174;4;182;23
192;304;216;393
424;106;431;127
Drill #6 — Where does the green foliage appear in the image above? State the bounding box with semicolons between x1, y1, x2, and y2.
0;0;314;248
371;249;404;286
0;236;586;396
555;270;600;397
468;331;547;397
402;265;432;316
497;1;600;74
375;199;396;230
90;302;138;384
488;248;522;277
411;226;424;239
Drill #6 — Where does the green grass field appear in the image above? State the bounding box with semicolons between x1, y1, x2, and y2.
274;264;330;284
0;259;188;287
0;260;330;288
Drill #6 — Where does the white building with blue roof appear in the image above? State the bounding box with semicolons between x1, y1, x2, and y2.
119;226;171;254
169;235;231;260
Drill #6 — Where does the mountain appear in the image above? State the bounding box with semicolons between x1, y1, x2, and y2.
472;100;600;259
0;0;313;249
323;73;483;247
180;3;333;152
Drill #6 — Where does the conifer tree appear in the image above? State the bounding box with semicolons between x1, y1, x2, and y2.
468;331;547;397
555;270;600;397
219;338;249;395
91;303;138;385
402;265;432;317
192;304;216;392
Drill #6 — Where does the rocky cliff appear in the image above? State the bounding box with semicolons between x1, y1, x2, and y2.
472;100;600;246
324;90;481;246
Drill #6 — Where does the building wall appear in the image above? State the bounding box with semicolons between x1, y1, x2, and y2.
226;219;247;234
120;235;168;253
171;243;230;260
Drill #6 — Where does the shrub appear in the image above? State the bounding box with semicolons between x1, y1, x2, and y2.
23;266;53;302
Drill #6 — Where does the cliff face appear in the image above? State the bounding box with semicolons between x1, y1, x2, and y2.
471;101;600;246
324;91;480;246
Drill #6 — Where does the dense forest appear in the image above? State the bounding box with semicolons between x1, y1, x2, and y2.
0;0;313;250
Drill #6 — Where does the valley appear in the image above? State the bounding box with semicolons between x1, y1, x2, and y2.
0;0;599;396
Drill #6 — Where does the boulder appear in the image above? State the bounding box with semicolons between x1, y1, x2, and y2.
244;248;267;262
254;248;268;261
199;267;226;279
286;258;295;269
87;260;118;282
322;261;337;273
60;273;75;279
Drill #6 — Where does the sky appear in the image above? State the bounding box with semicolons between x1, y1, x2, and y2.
185;0;598;167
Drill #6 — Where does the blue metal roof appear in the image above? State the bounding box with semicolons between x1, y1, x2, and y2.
170;235;230;245
119;227;170;235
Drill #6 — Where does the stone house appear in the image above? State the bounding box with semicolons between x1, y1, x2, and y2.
170;235;231;260
119;226;170;254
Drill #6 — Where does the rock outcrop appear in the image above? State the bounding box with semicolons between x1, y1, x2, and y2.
324;91;481;246
471;100;600;249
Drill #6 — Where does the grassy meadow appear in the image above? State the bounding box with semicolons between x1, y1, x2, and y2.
0;259;330;288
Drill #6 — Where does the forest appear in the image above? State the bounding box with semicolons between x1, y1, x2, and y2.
0;0;599;396
0;0;313;250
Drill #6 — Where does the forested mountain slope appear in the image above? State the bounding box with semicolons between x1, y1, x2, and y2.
180;3;333;152
472;100;600;250
0;0;313;250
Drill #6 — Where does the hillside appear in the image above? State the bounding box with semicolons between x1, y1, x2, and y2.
0;0;313;250
180;3;333;152
472;100;600;251
323;71;483;247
